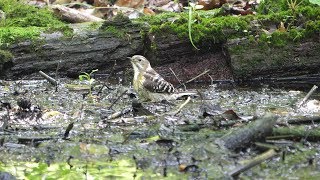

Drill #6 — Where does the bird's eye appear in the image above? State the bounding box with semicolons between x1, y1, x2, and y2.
138;59;142;62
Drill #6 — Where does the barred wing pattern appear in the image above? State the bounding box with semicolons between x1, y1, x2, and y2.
143;69;175;93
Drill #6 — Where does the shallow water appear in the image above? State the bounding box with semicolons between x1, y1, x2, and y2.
1;79;320;179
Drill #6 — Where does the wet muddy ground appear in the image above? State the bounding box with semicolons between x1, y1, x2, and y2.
1;78;320;179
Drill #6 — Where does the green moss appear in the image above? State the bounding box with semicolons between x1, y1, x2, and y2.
257;0;312;14
102;26;126;38
296;6;320;20
305;20;320;34
0;49;13;63
0;27;41;44
0;0;72;44
100;13;143;39
136;1;319;49
88;22;102;30
138;12;251;46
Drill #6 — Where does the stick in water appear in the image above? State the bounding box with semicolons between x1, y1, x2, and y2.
169;67;186;91
176;69;210;89
39;71;58;86
297;85;318;108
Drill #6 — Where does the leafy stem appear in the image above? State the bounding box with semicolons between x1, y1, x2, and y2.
186;3;203;50
79;69;98;97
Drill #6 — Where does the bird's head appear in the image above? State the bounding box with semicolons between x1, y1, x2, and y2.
128;55;151;72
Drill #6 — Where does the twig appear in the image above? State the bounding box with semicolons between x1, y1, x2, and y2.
185;69;210;84
169;68;186;91
228;149;278;177
55;60;61;80
0;105;10;130
18;137;56;144
63;122;74;140
106;107;131;120
176;69;210;89
207;73;214;85
168;96;191;115
105;60;117;82
51;5;104;23
284;116;320;124
297;85;318;108
97;60;117;95
107;115;155;124
39;71;58;86
254;142;280;151
108;89;128;109
54;61;61;92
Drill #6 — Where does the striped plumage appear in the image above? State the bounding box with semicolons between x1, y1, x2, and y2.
129;55;175;101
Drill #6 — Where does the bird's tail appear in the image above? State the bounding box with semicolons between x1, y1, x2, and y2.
169;91;198;100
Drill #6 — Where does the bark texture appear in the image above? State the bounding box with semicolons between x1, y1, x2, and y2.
1;19;320;89
2;22;144;79
227;36;320;88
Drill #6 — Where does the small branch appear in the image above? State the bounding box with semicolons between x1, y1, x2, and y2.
270;125;320;141
216;114;278;150
51;5;104;23
207;73;214;85
55;60;61;80
176;69;210;89
184;69;210;84
39;71;58;86
18;137;55;144
108;89;128;109
228;149;278;177
297;85;318;108
169;68;186;91
97;60;117;95
254;142;280;151
284;116;320;125
54;61;61;92
106;107;132;120
63;122;74;140
168;96;191;115
107;115;156;124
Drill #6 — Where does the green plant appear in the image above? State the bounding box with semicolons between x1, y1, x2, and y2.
309;0;320;5
287;0;303;12
79;69;98;96
0;0;72;44
185;3;203;50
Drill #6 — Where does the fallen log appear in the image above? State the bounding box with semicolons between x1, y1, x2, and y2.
228;149;278;177
215;113;278;150
285;116;320;125
269;126;320;142
1;11;320;86
3;17;144;79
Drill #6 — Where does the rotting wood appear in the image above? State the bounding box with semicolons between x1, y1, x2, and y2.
51;5;104;23
215;113;278;150
297;85;318;108
228;149;278;177
284;116;320;125
269;126;320;142
3;19;144;79
1;17;319;86
39;70;58;86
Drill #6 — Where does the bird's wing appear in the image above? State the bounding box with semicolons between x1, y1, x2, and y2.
143;69;175;93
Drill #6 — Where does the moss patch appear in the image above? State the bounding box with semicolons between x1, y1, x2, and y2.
135;1;320;48
0;0;72;45
0;27;41;44
0;49;13;63
100;13;143;39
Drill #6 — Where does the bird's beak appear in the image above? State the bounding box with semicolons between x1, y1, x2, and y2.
128;57;135;65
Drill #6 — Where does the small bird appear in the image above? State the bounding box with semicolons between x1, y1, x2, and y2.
129;55;196;101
